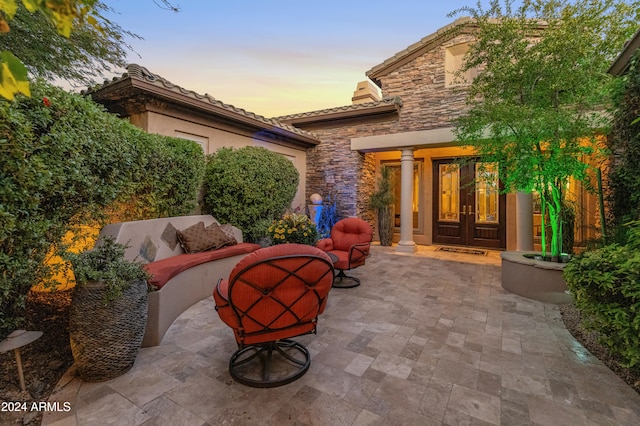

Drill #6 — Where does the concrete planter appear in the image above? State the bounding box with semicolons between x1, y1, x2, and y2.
500;251;573;304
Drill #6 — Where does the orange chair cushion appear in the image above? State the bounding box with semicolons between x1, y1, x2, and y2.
315;218;372;271
330;218;372;252
214;244;334;346
145;243;260;289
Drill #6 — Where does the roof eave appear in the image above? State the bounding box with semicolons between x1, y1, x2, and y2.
279;99;401;126
366;17;477;84
129;79;320;146
86;70;321;148
608;28;640;76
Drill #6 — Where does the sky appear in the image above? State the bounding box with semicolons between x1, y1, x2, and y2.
100;0;496;117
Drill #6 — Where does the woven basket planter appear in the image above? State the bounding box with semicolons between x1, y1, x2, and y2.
69;279;148;382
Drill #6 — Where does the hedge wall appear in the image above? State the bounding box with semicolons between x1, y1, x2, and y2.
0;82;205;338
607;53;640;234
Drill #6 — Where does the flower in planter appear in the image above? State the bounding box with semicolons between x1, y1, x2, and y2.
267;213;318;246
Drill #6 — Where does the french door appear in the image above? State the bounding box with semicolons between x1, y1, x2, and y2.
432;159;506;249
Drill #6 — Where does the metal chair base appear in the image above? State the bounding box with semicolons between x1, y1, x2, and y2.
332;270;361;288
229;339;310;388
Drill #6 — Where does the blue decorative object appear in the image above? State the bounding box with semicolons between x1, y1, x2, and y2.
316;195;341;239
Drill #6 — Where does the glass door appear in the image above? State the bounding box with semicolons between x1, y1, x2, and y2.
433;159;505;248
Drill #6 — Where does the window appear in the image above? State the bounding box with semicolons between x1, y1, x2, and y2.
439;163;460;222
445;42;477;88
175;131;208;152
475;163;499;223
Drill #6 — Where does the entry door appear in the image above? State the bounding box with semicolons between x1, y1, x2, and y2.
432;160;506;249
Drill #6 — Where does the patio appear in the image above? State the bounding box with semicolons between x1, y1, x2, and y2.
43;245;640;425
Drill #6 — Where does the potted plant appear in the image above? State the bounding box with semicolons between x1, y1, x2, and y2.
369;165;395;246
65;236;150;382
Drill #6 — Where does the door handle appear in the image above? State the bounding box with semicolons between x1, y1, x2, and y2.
460;205;466;215
467;205;475;216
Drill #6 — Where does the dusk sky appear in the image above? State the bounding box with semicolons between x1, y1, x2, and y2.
101;1;499;117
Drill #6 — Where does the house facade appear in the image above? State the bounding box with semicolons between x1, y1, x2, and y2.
89;18;601;251
280;17;599;252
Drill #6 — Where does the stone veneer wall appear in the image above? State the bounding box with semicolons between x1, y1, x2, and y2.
305;120;394;225
377;34;475;130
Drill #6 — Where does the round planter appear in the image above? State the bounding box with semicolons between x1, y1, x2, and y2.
500;251;573;304
69;279;148;382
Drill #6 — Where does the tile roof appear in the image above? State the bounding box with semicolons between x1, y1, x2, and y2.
85;64;321;146
276;97;402;125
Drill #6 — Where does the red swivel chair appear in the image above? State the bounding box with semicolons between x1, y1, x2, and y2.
213;244;334;387
316;217;373;288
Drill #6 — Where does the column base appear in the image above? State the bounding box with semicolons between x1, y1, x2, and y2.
396;241;417;253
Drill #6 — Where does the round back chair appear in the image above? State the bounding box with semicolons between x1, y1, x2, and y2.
214;243;334;387
316;217;373;288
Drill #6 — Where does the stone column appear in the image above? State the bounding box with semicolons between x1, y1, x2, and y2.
397;148;417;253
516;191;534;251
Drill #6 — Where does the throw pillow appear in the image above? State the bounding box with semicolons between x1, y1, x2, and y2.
206;223;237;247
176;222;222;253
217;223;239;246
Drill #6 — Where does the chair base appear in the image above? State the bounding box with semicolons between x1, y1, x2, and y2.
229;339;310;388
332;270;361;288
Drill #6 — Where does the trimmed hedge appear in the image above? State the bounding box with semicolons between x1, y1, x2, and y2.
202;146;299;242
0;81;205;338
564;222;640;369
607;54;640;235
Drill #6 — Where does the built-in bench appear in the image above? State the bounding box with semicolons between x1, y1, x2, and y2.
98;215;260;347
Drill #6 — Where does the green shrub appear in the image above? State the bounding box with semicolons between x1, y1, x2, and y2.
0;81;205;338
564;221;640;368
202;146;298;242
109;134;205;221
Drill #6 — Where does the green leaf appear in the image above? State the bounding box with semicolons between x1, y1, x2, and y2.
0;50;29;100
0;0;18;18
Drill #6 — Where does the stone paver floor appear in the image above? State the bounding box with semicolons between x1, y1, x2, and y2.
43;245;640;425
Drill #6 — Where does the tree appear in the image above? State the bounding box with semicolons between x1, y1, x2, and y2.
0;81;205;337
0;1;139;89
0;0;102;99
0;0;179;99
451;0;639;260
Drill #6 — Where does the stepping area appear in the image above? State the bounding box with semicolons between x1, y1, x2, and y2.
43;245;640;425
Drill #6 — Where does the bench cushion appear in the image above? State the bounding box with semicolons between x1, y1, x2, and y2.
145;242;261;289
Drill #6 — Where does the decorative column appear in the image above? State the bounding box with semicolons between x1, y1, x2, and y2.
516;191;534;251
397;148;417;253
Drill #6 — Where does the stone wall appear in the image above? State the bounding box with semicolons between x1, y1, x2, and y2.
377;34;474;131
304;119;395;224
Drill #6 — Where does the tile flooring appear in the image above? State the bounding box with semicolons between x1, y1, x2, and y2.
42;245;640;425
